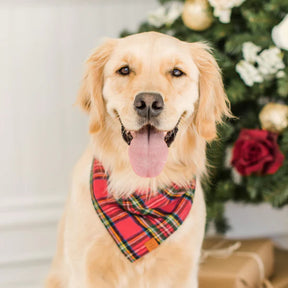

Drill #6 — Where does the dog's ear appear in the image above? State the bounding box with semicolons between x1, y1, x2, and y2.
190;42;231;141
76;39;117;133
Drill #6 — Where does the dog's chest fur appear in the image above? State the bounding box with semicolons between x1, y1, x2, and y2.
62;148;206;288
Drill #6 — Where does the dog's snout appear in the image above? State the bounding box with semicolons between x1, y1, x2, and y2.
134;93;164;118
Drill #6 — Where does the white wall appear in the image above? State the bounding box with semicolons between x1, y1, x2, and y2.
225;202;288;248
0;1;159;287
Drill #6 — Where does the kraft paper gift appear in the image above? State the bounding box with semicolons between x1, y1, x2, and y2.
198;238;274;288
270;248;288;288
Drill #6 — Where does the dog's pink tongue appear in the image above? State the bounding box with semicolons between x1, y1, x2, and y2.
128;127;168;178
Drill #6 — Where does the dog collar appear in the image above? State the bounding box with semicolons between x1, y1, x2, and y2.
90;159;195;263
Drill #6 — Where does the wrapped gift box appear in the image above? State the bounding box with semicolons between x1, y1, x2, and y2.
270;248;288;288
198;238;274;288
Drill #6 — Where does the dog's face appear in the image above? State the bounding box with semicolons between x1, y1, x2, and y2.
103;33;199;133
78;32;230;179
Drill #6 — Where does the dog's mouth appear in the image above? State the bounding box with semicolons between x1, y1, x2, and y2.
121;124;179;147
116;112;185;178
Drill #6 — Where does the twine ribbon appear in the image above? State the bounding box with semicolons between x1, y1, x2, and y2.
201;240;274;288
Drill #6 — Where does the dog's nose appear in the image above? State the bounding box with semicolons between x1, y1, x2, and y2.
134;92;164;118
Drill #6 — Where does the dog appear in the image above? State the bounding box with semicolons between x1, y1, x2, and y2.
46;31;230;288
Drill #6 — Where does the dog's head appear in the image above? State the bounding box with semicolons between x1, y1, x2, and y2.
77;32;230;179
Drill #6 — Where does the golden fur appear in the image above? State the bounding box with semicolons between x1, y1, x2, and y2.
46;32;230;288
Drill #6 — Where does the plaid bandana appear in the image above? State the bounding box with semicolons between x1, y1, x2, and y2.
90;159;196;263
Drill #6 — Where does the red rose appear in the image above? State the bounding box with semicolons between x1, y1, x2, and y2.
231;129;284;176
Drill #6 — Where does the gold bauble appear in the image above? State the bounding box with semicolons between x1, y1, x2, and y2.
182;0;213;31
259;103;288;133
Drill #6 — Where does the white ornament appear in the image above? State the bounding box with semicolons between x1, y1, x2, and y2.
147;2;183;28
242;42;261;64
208;0;246;23
236;60;263;87
272;15;288;51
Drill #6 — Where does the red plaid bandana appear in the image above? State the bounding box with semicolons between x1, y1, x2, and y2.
90;159;196;262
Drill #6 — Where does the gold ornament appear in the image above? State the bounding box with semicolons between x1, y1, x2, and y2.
259;103;288;133
182;0;213;31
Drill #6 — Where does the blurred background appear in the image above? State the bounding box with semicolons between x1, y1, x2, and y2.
0;0;287;287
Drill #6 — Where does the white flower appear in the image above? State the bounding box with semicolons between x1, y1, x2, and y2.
213;7;231;23
237;43;286;86
256;47;285;76
166;2;184;24
165;29;176;36
148;7;167;28
231;168;242;184
272;15;288;51
224;147;242;184
242;42;261;64
208;0;246;23
224;146;232;168
147;2;183;28
236;60;263;86
276;70;285;79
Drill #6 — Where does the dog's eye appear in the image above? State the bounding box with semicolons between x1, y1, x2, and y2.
117;66;130;76
170;68;185;77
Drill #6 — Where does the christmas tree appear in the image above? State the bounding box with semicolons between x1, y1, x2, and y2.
121;0;288;232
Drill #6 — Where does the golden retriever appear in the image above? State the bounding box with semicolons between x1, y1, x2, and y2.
46;32;230;288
